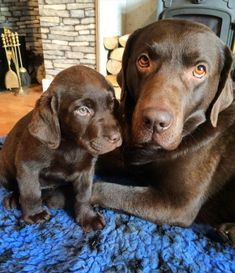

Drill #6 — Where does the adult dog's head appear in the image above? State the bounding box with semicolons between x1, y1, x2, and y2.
119;19;233;154
28;65;122;155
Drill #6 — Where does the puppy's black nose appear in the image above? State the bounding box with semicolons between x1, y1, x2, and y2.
142;108;173;133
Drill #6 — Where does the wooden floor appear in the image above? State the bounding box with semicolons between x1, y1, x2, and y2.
0;84;42;136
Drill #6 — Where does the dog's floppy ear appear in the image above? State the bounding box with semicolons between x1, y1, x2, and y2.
28;90;61;149
118;28;142;120
210;46;234;127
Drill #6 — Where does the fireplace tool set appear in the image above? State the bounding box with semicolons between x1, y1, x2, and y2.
1;29;30;95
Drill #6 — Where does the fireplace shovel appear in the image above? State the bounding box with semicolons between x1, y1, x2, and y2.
14;32;31;87
1;34;19;90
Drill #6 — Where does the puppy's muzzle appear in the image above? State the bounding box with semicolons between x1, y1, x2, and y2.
104;130;122;144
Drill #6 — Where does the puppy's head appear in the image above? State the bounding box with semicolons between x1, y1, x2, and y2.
119;19;233;151
28;65;122;155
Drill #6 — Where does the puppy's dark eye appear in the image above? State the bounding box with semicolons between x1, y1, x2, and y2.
193;64;207;78
75;106;91;116
137;53;150;69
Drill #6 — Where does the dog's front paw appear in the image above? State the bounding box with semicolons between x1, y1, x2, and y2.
23;208;51;224
75;205;106;232
216;222;235;247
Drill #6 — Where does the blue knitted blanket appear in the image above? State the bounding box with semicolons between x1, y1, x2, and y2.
0;136;234;273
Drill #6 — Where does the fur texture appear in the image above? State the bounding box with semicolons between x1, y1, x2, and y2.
92;20;235;245
0;65;122;232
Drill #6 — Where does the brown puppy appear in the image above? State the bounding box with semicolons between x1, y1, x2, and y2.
92;20;235;245
0;65;122;232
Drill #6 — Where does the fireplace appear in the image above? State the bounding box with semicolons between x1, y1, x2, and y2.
0;0;44;90
157;0;235;49
0;0;97;91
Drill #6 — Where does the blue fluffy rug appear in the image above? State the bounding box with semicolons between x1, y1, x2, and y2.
0;136;234;273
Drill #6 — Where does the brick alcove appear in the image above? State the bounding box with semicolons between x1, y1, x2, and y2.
0;0;96;85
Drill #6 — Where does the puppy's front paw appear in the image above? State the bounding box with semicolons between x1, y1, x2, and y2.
4;192;20;209
79;211;106;233
75;205;106;232
23;208;51;224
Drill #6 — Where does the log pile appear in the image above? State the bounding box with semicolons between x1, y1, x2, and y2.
103;34;129;100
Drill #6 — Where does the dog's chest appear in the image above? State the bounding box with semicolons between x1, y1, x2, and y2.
40;149;95;186
55;149;93;171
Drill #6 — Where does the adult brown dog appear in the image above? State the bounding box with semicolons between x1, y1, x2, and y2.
0;65;122;232
92;20;235;245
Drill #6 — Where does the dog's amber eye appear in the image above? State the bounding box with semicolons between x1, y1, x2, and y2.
193;65;206;78
137;54;150;68
75;106;91;116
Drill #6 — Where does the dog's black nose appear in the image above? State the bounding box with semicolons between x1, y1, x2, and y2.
142;108;173;133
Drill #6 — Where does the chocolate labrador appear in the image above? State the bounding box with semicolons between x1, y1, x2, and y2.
92;20;235;245
0;65;122;232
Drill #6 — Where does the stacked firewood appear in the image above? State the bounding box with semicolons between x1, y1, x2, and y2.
103;34;129;100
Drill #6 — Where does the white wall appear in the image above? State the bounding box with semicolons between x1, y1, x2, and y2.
96;0;158;75
124;0;157;33
96;0;126;75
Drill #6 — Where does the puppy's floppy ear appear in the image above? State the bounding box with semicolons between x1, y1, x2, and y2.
119;28;142;120
210;46;234;127
28;90;61;149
